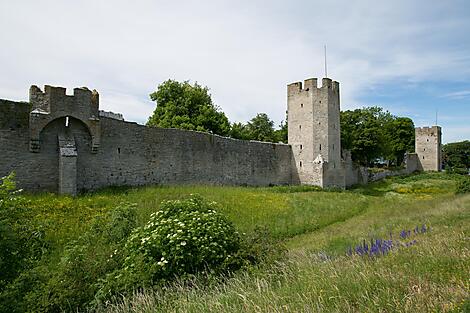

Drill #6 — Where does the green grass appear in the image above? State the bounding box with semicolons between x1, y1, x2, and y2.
8;172;470;312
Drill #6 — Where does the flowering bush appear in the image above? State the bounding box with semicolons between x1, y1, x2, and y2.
97;195;240;299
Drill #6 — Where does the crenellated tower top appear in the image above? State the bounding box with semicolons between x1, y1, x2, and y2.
29;85;101;153
287;77;344;188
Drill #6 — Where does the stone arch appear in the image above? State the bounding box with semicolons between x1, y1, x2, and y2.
28;85;101;153
37;116;94;195
30;113;99;153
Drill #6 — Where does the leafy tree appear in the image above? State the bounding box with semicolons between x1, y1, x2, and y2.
340;107;414;166
246;113;276;142
230;122;251;140
384;117;415;165
443;140;470;173
147;80;230;136
274;120;288;143
341;107;387;166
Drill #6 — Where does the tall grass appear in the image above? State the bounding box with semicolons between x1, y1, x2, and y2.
14;172;470;312
94;193;469;312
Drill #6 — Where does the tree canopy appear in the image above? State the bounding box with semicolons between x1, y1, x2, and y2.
146;80;415;162
147;80;230;136
340;107;414;166
229;114;286;143
443;140;470;173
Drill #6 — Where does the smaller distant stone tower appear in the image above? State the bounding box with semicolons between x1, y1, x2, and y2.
287;77;345;188
415;126;442;171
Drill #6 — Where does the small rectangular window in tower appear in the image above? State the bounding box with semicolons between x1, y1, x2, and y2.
319;144;321;150
423;156;425;159
65;116;69;127
300;161;302;167
300;103;303;108
300;144;302;150
299;125;301;130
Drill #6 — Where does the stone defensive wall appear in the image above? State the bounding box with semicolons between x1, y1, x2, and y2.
0;86;296;194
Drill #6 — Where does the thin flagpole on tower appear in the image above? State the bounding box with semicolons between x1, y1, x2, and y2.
435;109;438;126
324;45;328;78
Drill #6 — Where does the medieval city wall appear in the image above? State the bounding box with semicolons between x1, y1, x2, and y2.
0;99;295;192
1;81;438;194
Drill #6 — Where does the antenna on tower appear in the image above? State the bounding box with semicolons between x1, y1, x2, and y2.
435;109;438;126
324;44;328;78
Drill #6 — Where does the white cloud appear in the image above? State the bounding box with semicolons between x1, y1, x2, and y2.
444;90;470;99
0;0;469;131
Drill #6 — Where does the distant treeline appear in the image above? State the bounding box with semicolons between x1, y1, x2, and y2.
146;80;467;169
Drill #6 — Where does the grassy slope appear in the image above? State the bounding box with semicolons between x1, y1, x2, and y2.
22;173;470;312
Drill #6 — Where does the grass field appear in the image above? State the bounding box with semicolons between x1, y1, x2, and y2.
3;172;469;312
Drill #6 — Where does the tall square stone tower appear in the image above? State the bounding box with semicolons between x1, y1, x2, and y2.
287;78;345;188
415;126;442;171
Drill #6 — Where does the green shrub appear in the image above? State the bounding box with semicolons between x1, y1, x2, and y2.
97;195;240;300
27;203;137;313
0;173;48;313
231;226;286;269
0;173;44;287
456;178;470;194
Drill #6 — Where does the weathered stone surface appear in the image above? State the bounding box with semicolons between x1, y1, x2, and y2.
0;87;294;193
58;132;77;195
0;82;438;194
415;126;442;171
287;78;345;188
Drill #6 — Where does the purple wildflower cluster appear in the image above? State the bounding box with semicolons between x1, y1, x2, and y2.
348;224;429;257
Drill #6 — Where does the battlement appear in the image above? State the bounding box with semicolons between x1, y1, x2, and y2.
30;85;99;117
287;78;339;95
415;126;441;136
99;110;124;121
28;85;101;153
415;125;442;171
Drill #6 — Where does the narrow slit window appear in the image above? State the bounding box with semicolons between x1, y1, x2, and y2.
319;144;322;150
300;161;302;167
300;103;303;108
299;125;301;130
65;116;69;127
300;144;303;150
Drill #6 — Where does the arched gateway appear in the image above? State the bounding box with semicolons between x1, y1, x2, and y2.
28;86;101;195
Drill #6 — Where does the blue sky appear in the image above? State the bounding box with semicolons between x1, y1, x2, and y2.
0;0;469;143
